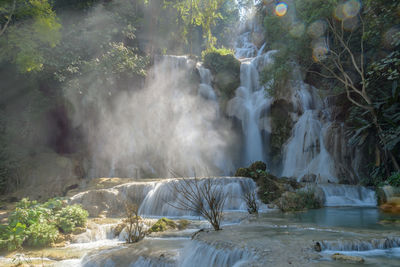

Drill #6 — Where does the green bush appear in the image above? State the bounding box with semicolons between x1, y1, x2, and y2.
56;205;88;233
8;198;52;228
0;198;88;250
26;222;58;247
0;222;26;251
387;172;400;187
202;47;240;100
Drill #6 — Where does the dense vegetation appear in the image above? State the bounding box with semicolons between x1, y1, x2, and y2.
0;0;399;196
0;0;242;195
0;198;88;251
258;0;400;186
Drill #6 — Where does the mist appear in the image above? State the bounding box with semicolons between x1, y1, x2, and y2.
64;54;238;178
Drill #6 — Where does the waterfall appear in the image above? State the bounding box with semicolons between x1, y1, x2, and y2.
281;80;337;183
70;177;260;217
75;54;235;179
317;184;377;207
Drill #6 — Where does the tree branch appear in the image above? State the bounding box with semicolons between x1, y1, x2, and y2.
0;0;16;37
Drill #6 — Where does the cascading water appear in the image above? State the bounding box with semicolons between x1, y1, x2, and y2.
228;31;276;165
317;184;377;207
281;79;337;183
70;177;261;217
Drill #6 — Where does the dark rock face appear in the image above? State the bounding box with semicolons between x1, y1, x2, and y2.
324;122;366;184
268;99;294;172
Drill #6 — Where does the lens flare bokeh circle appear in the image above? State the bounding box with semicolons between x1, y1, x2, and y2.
275;2;288;17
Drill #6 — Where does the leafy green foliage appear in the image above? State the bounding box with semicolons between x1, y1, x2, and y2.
387;172;400;187
26;222;58;247
56;204;88;234
260;50;292;96
0;198;89;250
0;0;61;72
202;47;240;99
0;222;26;251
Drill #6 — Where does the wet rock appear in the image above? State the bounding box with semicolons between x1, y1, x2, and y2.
313;242;322;252
300;174;317;183
331;253;365;263
249;161;267;172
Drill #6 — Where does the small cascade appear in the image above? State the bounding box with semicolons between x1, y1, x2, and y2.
178;240;255;267
197;64;217;101
70;177;260;217
320;237;400;251
317;184;377;207
72;224;115;243
281;80;337;183
235;32;258;58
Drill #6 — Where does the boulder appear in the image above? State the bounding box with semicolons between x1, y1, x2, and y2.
331;253;365;263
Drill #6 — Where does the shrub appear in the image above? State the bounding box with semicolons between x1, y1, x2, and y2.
1;198;89;250
8;198;52;227
387;172;400;187
124;203;145;243
0;222;26;251
56;205;88;233
26;222;58;247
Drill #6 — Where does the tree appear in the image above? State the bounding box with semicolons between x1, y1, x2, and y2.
168;177;225;231
307;10;400;172
0;0;61;72
124;203;145;243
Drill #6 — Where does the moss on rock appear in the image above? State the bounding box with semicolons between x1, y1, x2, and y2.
148;218;178;233
249;161;267;172
234;162;302;204
234;167;251;177
275;189;323;212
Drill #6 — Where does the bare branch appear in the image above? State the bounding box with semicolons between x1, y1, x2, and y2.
168;177;225;231
0;0;16;37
